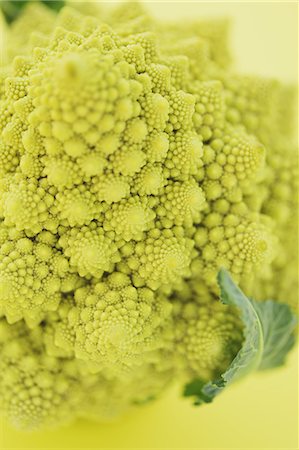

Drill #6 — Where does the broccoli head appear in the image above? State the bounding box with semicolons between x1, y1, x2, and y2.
0;1;297;430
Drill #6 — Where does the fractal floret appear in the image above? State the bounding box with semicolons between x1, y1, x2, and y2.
0;1;297;430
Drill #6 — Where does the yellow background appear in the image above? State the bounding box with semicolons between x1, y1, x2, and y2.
0;1;298;449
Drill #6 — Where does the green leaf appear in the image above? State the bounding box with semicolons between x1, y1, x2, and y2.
1;1;28;24
1;0;64;24
254;299;297;370
41;0;65;13
183;269;296;406
183;379;215;405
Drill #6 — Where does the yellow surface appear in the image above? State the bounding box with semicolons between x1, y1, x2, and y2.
0;2;298;449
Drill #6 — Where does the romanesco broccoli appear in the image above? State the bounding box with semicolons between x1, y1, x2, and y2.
0;1;297;430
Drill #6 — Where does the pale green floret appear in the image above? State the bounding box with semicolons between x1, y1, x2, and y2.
165;130;203;180
60;277;173;373
96;134;120;156
132;163;165;195
189;80;225;140
109;145;146;176
0;232;72;327
95;173;130;203
103;197;156;241
78;153;106;177
64;137;87;157
140;93;169;130
158;179;206;227
3;176;56;234
55;187;99;227
131;229;194;290
0;143;19;176
0;319;88;430
58;225;120;278
124;118;148;143
144;131;169;163
0;0;297;431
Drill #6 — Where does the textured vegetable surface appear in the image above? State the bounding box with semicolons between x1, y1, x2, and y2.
0;1;297;430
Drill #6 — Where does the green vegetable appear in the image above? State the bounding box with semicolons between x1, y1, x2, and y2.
0;1;297;430
184;269;296;405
